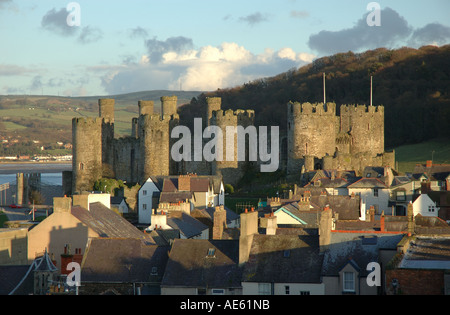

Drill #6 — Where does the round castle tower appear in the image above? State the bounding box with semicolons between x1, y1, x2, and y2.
161;96;177;117
72;117;103;193
287;102;336;174
138;114;172;183
206;97;222;126
339;104;384;156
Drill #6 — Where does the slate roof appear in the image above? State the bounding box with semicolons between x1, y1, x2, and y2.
196;206;240;224
242;234;323;283
71;202;154;242
413;163;450;181
159;191;193;203
81;238;169;283
5;250;57;295
275;203;322;227
321;232;403;277
161;239;242;288
166;211;208;239
190;177;210;192
0;265;31;295
150;175;219;193
399;236;450;269
347;178;388;189
310;195;361;220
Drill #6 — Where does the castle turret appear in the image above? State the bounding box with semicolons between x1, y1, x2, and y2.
99;99;115;178
161;96;177;117
139;100;154;116
72;117;102;193
206;97;222;126
138;114;171;183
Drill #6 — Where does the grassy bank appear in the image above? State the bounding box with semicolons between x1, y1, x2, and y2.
393;138;450;173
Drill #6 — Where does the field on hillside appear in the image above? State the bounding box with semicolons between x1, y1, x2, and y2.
394;138;450;173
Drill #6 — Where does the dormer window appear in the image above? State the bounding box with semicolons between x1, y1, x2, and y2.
207;248;216;258
343;272;355;293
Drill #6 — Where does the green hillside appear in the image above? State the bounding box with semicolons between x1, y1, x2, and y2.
394;138;450;173
0;90;203;154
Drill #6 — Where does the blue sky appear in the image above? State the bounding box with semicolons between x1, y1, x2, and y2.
0;0;449;96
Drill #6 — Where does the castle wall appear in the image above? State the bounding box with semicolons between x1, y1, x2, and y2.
72;117;103;193
113;137;140;184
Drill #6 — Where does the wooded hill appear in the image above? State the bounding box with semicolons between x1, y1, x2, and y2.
178;45;450;149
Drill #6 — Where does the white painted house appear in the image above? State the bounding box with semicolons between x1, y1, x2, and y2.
347;178;390;215
138;177;161;224
412;194;440;217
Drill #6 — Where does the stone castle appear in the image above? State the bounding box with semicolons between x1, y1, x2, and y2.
68;96;395;194
286;101;395;175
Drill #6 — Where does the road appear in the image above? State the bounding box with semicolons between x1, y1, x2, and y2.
1;205;46;221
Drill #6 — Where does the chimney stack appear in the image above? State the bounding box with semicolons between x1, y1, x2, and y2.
266;212;277;235
213;205;227;240
239;208;258;264
178;175;191;191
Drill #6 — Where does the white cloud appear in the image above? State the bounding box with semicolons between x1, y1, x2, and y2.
95;41;315;94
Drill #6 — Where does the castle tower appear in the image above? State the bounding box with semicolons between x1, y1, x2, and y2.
339;105;384;156
287;102;336;174
72;117;103;193
139;100;154;116
138;114;171;184
98;99;115;178
211;109;238;184
161;96;178;117
206;97;222;126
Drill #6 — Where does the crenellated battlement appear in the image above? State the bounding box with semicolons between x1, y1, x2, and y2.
288;101;336;116
140;113;173;124
72;117;102;127
340;104;384;114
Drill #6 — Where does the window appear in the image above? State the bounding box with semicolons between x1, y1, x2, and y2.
212;289;225;295
300;291;310;295
343;272;355;292
285;286;290;295
79;163;84;170
151;267;157;275
283;250;291;258
396;190;406;201
258;283;271;295
373;188;379;197
142;190;147;196
207;248;216;258
428;205;435;212
142;203;147;210
197;288;206;295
